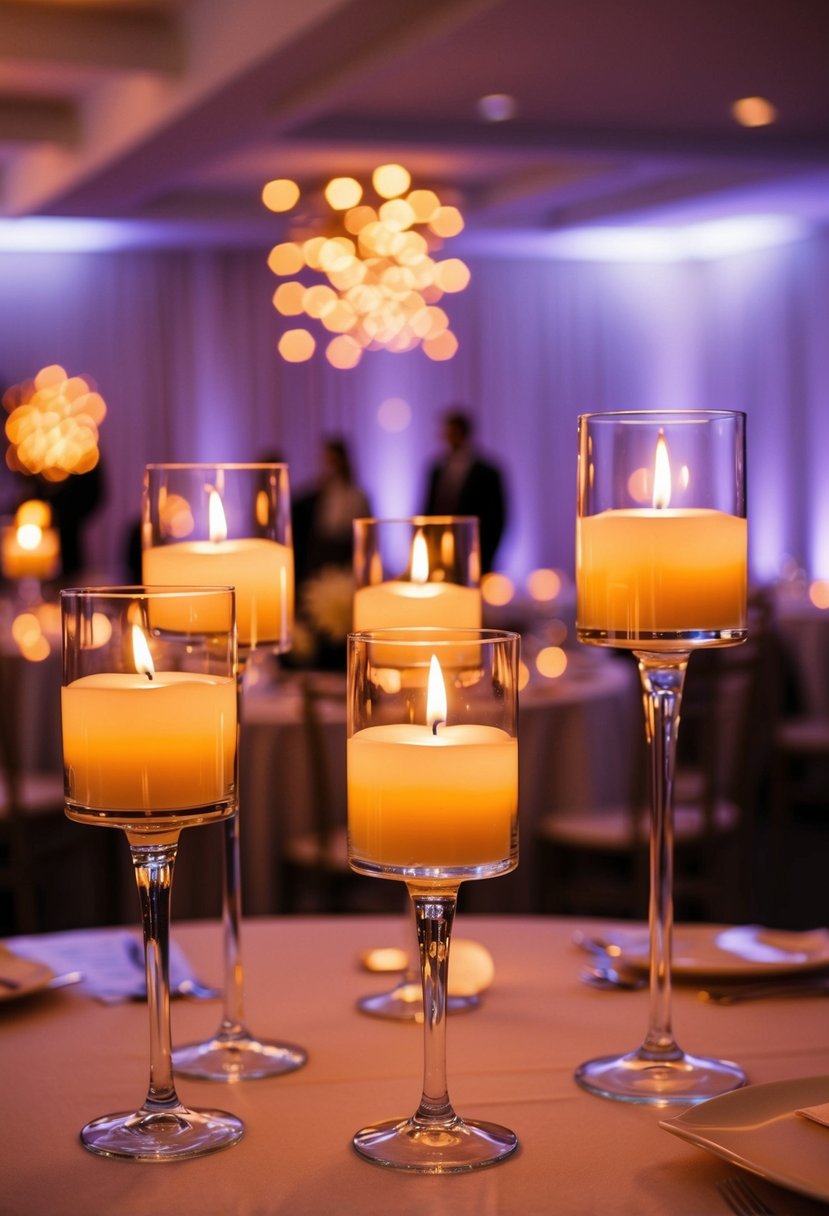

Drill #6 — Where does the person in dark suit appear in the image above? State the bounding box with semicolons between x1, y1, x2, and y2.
422;408;507;573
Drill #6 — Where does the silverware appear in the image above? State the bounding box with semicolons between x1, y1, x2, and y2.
579;962;647;991
700;975;829;1004
125;937;220;1001
717;1173;775;1215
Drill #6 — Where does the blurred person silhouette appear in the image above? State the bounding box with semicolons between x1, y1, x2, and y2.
292;437;371;585
422;407;506;573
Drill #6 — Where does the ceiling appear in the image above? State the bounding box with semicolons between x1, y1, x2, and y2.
2;0;829;248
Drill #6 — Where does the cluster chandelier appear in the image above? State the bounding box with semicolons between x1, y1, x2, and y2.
263;163;470;368
3;364;106;479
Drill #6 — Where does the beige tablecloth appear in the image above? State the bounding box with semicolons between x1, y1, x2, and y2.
1;915;828;1215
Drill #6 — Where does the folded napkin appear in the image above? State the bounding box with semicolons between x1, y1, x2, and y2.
6;929;204;1004
797;1101;829;1128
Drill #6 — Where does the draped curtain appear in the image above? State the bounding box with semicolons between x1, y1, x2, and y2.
1;229;827;583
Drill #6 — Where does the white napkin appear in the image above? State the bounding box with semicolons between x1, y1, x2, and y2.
6;929;204;1004
796;1101;829;1128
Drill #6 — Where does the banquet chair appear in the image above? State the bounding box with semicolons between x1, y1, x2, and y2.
0;650;95;933
278;675;399;914
534;600;775;923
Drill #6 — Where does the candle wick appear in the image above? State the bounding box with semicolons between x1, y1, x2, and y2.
145;670;153;682
431;718;443;736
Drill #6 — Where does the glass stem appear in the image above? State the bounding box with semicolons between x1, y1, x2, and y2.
220;812;246;1036
217;666;246;1038
130;839;182;1112
636;653;689;1061
409;887;459;1126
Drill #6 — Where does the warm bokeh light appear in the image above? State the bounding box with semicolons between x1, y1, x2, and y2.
481;572;515;606
267;242;304;276
546;618;569;646
476;92;517;122
261;178;300;211
278;328;316;362
16;499;51;528
526;568;562;602
731;96;778;127
377;396;412;432
809;579;829;609
536;646;568;679
517;660;531;691
324;177;363;210
265;163;468;363
372;163;411;199
3;364;106;481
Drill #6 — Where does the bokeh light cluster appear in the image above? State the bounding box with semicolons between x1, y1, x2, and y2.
3;364;106;480
263;164;470;367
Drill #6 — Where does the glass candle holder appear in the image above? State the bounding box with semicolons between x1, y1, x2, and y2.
60;586;243;1160
348;627;519;1172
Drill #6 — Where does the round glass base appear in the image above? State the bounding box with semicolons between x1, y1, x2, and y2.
172;1031;307;1082
353;1115;518;1173
80;1104;243;1161
357;981;480;1021
575;1047;746;1106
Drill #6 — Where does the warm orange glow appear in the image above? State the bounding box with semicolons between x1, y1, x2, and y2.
273;281;305;315
262;179;300;212
410;531;429;583
429;206;464;237
536;646;568;679
131;625;154;678
481;572;515;606
373;163;411;199
423;330;458;361
517;660;530;691
426;654;447;729
434;258;471;292
278;329;316;362
207;489;227;544
15;499;51;528
526;568;562;601
325;335;362;369
324;177;362;210
652;432;672;509
809;579;829;610
159;492;194;538
731;96;778;127
267;242;304;276
265;164;465;363
3;365;106;481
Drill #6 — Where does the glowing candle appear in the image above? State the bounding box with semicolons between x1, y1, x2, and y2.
61;625;236;815
353;530;481;630
143;490;293;647
348;655;517;868
577;432;747;639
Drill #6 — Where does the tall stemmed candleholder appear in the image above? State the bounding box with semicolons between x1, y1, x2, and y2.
352;516;482;1021
143;463;306;1081
60;587;243;1159
575;410;747;1105
348;627;519;1171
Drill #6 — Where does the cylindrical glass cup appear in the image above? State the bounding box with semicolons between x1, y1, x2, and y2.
347;627;519;1172
60;586;243;1160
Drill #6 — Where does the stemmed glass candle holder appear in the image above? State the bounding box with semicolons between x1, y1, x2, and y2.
352;516;482;1020
143;463;306;1081
348;627;519;1171
575;410;747;1105
60;587;243;1159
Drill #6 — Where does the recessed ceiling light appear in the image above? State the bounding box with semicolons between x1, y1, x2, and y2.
731;96;778;127
477;93;517;123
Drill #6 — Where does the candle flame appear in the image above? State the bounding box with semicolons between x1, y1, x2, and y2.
208;488;228;543
427;654;447;734
131;625;155;680
410;531;429;584
652;432;672;509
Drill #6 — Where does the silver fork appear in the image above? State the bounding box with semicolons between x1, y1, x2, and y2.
718;1174;775;1215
